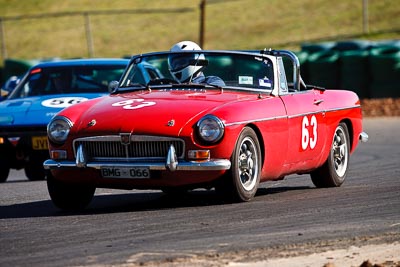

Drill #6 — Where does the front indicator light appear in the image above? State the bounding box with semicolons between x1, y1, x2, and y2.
0;137;4;144
188;150;210;161
50;150;67;159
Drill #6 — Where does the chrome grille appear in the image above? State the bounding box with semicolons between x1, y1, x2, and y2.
73;135;184;160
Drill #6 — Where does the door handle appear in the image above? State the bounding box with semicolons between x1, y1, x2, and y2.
314;99;324;105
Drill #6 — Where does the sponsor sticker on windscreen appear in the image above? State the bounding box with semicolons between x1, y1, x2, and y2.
259;78;272;88
238;76;253;85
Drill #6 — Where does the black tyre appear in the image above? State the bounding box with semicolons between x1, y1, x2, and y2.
47;172;95;211
25;160;46;181
216;127;261;202
0;160;10;183
161;187;188;196
311;122;350;187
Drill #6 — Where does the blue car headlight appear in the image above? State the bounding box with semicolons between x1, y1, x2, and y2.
197;115;224;144
47;116;73;145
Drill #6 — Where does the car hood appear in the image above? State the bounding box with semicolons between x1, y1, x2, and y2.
72;90;253;136
0;93;105;126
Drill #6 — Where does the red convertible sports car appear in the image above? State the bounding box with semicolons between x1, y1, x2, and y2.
44;43;368;210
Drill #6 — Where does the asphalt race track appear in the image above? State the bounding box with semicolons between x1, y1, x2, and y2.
1;117;399;267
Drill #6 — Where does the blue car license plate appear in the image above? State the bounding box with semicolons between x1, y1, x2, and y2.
32;136;48;150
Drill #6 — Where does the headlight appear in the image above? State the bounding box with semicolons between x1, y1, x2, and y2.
197;115;224;144
47;116;73;144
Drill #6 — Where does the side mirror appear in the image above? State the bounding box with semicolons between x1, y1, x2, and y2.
108;80;119;93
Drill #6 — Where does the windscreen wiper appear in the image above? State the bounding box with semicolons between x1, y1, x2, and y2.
113;83;149;94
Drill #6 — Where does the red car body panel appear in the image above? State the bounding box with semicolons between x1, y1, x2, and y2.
48;87;363;189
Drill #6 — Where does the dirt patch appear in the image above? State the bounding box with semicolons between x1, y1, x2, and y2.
118;233;400;267
361;98;400;117
120;244;400;267
229;243;400;267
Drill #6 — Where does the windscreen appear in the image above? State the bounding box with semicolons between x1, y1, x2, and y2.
120;52;274;92
8;64;126;99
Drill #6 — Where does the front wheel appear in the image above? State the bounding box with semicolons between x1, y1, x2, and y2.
0;160;10;183
47;172;95;211
216;127;261;202
311;122;350;187
25;159;46;181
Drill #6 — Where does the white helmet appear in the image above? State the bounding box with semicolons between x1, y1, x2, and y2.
168;41;206;82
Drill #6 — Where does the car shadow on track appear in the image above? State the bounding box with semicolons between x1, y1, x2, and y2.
0;185;312;219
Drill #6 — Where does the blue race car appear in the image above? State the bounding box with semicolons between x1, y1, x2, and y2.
0;58;129;182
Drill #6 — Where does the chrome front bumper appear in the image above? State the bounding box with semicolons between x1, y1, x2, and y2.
44;142;232;172
44;142;231;172
43;158;231;171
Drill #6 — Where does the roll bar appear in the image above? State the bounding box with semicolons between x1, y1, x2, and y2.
260;49;303;91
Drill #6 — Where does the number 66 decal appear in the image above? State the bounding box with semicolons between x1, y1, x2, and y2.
301;115;317;150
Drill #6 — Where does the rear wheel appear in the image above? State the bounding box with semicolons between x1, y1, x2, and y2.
216;127;261;202
47;172;95;211
311;122;350;187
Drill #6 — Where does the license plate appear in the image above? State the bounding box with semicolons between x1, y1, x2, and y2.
100;167;150;179
32;136;48;150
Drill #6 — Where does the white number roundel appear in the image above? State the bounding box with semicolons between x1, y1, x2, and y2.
301;115;317;150
112;99;156;109
41;97;88;108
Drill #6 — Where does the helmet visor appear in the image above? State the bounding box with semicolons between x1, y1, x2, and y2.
168;54;194;72
168;53;208;72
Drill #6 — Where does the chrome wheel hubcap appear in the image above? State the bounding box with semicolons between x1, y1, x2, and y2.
238;137;258;191
332;127;348;177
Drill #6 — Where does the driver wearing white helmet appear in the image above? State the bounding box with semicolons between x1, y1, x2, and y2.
168;41;225;87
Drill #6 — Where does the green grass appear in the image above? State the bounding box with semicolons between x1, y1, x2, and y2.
0;0;399;62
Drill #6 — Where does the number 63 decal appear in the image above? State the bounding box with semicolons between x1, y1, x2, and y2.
301;115;317;150
112;99;156;110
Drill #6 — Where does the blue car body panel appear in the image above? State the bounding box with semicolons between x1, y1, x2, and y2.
0;93;104;127
0;58;129;181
